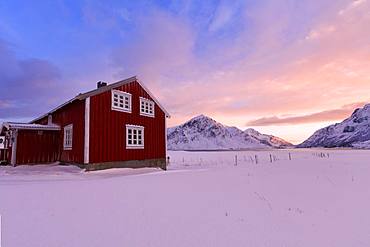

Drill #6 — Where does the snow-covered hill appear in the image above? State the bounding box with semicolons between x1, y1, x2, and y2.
167;115;293;150
298;104;370;148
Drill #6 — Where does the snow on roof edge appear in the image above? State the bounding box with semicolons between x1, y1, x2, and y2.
3;122;61;131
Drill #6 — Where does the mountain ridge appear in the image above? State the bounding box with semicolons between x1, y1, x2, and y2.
298;104;370;148
167;115;293;150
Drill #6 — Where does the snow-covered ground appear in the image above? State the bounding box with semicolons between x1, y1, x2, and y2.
1;149;370;247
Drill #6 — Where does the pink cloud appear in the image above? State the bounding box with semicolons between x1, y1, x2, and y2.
246;102;368;126
104;1;370;142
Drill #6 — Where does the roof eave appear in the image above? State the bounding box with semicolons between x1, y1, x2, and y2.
30;97;79;124
2;123;61;131
135;78;171;118
76;76;137;100
29;75;171;122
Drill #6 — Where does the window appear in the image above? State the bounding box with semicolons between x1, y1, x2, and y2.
140;97;155;117
126;125;144;149
63;124;73;150
0;136;5;149
112;90;131;113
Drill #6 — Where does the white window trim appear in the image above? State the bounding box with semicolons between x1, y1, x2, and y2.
139;97;155;117
111;90;132;113
126;124;144;149
0;136;5;149
63;124;73;150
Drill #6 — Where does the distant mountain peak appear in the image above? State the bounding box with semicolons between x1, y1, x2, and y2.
244;128;260;135
167;115;293;151
185;114;218;124
190;114;210;120
181;114;223;132
298;103;370;148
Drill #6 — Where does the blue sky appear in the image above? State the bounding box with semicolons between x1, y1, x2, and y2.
1;0;370;143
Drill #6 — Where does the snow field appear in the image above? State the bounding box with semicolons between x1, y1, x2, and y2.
168;149;339;169
0;149;370;247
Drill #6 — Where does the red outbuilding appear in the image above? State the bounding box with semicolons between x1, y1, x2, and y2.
0;76;170;170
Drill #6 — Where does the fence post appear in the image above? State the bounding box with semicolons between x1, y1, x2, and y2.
289;153;291;160
269;154;273;163
235;155;238;166
255;155;258;164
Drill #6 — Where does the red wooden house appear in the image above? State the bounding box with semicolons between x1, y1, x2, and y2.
0;76;170;170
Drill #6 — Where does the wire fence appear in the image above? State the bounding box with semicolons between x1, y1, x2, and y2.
167;150;332;169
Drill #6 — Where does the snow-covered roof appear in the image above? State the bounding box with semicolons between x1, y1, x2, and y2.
31;76;170;123
2;122;61;131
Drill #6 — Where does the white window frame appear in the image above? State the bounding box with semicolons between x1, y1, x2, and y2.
63;124;73;150
111;90;132;113
140;97;155;117
126;125;144;149
0;136;5;149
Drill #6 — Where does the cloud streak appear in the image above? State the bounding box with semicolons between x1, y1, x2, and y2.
246;102;368;126
100;0;370;143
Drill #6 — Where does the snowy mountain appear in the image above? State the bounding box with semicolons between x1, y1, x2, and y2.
298;104;370;148
167;115;293;150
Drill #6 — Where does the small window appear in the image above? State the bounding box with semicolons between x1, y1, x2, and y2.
112;90;132;113
140;97;155;117
0;136;5;149
126;125;144;149
63;124;73;150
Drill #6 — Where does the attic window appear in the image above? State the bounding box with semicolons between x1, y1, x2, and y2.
63;124;73;150
112;90;131;113
126;125;144;149
140;97;155;117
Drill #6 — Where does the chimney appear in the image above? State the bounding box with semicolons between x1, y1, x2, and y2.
97;81;107;88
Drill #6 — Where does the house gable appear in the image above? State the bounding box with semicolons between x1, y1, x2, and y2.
88;80;166;164
30;76;169;124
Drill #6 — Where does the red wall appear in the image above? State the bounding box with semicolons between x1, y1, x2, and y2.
32;80;166;165
16;130;59;164
36;100;85;164
89;80;166;163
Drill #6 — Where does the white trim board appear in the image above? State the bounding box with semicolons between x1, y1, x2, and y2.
10;130;18;166
84;97;90;164
136;79;171;118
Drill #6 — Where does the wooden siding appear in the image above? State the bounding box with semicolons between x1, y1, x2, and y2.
35;99;85;164
89;80;166;164
16;130;59;164
21;79;166;166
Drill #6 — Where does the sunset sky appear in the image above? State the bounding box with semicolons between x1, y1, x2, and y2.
1;0;370;144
